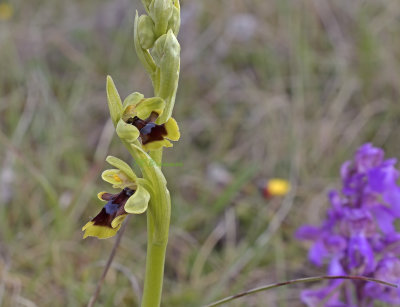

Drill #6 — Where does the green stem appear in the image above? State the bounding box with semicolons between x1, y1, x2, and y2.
124;142;169;307
141;213;168;307
141;148;167;307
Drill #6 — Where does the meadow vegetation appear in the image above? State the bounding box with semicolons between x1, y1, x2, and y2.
0;0;400;306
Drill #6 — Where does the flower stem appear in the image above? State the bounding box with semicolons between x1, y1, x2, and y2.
137;146;170;307
141;214;168;307
141;242;167;307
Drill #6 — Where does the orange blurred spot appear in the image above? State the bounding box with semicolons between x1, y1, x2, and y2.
0;3;13;21
263;178;290;198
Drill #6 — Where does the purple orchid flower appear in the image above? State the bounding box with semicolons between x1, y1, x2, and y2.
296;144;400;306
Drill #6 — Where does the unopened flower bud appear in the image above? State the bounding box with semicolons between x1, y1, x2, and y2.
167;5;180;36
152;30;180;68
138;15;156;50
152;30;180;122
149;0;173;37
134;11;156;75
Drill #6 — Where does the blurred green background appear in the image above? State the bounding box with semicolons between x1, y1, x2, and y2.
1;0;400;306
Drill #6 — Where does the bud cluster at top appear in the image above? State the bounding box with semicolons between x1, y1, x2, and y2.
135;0;181;123
138;0;180;49
296;143;400;306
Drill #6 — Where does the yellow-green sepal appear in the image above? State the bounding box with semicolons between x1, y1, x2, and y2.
136;97;165;119
106;76;123;127
124;185;150;214
116;119;140;143
106;156;137;181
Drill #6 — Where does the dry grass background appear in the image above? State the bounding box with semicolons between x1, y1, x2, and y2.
0;0;400;306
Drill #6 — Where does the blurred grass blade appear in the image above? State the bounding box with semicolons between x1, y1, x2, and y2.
204;275;398;307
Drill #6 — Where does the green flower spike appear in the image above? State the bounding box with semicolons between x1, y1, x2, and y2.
82;156;151;239
85;0;183;305
116;93;180;151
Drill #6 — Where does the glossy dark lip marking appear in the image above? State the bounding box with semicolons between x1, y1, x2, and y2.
92;188;135;228
126;112;168;145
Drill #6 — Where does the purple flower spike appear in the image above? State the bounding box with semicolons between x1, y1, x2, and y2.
355;143;384;173
297;144;400;306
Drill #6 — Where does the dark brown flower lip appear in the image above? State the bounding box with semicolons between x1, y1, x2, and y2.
92;188;135;228
126;112;167;145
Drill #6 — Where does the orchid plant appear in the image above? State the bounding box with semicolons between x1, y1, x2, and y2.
81;0;398;305
82;1;181;306
297;144;400;306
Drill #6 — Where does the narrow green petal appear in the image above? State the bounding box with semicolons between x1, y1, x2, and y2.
106;76;123;127
106;156;137;180
124;185;150;214
116;119;140;143
136;97;165;119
